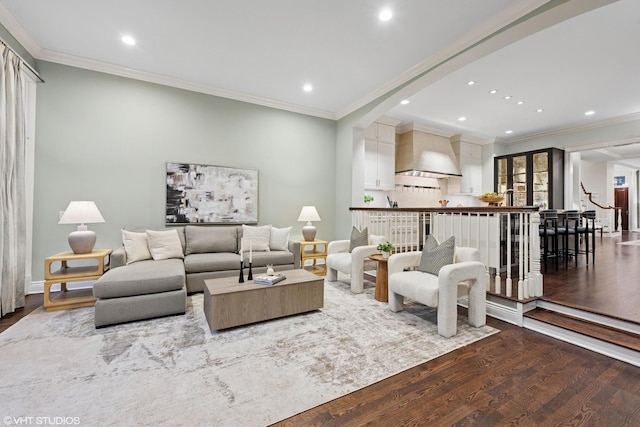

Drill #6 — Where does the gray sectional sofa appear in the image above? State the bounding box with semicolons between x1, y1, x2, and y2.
93;225;301;327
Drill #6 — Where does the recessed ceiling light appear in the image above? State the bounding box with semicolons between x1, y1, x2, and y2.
504;95;512;100
303;84;313;92
517;101;525;105
400;99;410;105
458;117;467;121
536;108;544;113
467;80;476;86
505;130;513;134
121;35;136;46
489;89;498;94
379;9;392;21
585;110;595;116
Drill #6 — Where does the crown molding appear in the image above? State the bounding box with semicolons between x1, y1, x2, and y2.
504;112;640;144
1;4;335;119
37;49;337;120
0;2;41;57
397;121;451;137
449;133;492;146
335;0;549;120
375;116;402;127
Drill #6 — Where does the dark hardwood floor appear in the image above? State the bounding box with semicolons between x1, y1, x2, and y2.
3;233;640;426
541;230;640;324
0;292;42;332
272;232;640;426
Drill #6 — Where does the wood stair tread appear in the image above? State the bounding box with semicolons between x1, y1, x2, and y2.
525;308;640;352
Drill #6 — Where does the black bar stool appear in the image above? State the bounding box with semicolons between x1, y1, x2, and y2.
579;210;597;264
539;210;566;272
564;210;582;268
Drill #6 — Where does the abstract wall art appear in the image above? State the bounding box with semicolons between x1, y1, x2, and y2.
166;162;258;224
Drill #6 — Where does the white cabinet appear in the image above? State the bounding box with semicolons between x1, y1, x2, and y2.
365;123;396;190
451;139;482;194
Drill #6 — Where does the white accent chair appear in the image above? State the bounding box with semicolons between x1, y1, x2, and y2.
326;235;386;293
388;247;486;338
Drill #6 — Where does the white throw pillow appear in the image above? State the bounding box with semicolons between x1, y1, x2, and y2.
121;230;152;265
241;224;271;252
146;229;184;260
269;226;292;251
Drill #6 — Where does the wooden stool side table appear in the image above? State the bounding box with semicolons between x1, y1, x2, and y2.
369;253;389;302
299;240;328;276
44;249;112;311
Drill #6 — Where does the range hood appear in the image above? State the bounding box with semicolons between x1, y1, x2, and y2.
396;130;462;178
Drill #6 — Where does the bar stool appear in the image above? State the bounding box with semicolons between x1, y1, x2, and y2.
539;210;566;272
564;210;583;267
579;210;597;264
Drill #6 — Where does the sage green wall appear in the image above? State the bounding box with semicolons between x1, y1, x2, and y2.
33;61;336;281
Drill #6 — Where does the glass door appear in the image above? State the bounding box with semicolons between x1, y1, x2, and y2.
512;155;527;206
532;152;549;209
496;158;508;195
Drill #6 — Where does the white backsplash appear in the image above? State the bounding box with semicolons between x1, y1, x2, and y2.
363;175;483;208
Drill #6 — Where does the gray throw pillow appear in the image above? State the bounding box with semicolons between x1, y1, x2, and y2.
349;226;369;253
418;235;455;275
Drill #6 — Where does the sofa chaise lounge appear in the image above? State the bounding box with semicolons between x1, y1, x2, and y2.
93;224;300;327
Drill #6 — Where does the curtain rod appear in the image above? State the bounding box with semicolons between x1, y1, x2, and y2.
0;38;44;83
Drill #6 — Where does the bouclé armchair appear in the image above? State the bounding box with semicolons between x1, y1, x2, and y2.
388;246;486;338
326;234;386;293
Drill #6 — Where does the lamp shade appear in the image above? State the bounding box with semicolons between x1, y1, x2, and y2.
58;201;105;254
297;206;321;222
58;201;105;225
298;206;320;241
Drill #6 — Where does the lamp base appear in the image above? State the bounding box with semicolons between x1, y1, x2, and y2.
302;225;317;242
68;229;97;254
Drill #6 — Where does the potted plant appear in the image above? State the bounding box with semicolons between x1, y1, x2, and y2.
364;194;374;206
376;241;394;258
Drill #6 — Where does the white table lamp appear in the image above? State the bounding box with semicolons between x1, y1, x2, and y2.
298;206;321;241
58;201;105;254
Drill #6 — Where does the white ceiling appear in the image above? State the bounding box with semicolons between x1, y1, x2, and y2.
1;0;639;164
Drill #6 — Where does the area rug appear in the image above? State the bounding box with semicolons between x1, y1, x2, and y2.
0;280;498;427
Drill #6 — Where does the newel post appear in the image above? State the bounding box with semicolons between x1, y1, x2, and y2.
529;211;543;297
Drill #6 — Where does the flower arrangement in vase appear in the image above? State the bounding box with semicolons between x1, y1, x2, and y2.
376;241;394;258
364;194;374;206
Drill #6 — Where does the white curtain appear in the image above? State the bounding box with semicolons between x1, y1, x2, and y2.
0;43;26;316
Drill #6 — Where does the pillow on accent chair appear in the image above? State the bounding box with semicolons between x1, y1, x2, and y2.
418;235;455;275
146;229;184;261
241;224;272;252
269;226;292;251
121;230;152;264
349;226;369;253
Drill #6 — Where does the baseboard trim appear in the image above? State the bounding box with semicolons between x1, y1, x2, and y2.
537;300;640;334
458;297;523;326
523;317;640;367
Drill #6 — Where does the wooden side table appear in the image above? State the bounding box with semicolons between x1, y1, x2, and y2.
299;240;328;276
44;249;112;311
369;253;389;302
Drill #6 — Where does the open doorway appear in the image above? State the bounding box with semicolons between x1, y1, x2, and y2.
614;186;629;230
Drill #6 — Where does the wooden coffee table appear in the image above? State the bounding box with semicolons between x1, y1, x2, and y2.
203;269;324;330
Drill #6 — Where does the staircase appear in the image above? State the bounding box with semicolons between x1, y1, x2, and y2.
523;300;640;367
